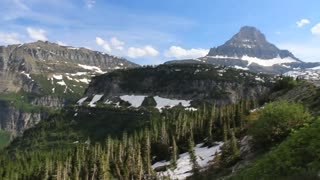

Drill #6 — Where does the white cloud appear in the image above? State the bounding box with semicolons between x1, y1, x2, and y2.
0;32;21;44
311;23;320;35
85;0;95;8
127;46;159;58
164;46;209;59
110;37;125;50
296;19;310;27
26;27;47;41
95;37;112;52
96;37;105;46
103;44;112;52
144;45;159;56
278;43;320;62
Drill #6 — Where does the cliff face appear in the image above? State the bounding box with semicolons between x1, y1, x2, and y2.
0;41;139;134
0;101;46;134
85;64;272;105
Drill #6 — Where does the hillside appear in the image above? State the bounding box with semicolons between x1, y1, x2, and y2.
0;63;274;179
84;63;272;105
0;41;138;134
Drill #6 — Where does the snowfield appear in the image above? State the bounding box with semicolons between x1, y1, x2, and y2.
153;142;224;180
119;95;146;107
284;69;320;80
207;55;299;67
53;74;63;80
78;94;195;110
78;64;106;74
77;97;88;105
88;94;104;107
119;95;192;111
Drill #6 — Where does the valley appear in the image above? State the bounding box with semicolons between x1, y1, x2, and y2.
0;25;320;180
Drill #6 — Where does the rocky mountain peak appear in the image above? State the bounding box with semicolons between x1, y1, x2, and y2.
207;26;299;60
226;26;268;46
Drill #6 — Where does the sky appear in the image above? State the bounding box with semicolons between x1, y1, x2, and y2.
1;0;320;64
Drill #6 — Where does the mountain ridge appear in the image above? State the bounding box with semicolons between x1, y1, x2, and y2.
166;26;320;74
0;40;139;134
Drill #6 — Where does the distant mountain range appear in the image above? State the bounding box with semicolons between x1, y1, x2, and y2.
167;26;320;74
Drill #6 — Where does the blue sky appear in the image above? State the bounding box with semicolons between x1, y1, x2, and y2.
1;0;320;64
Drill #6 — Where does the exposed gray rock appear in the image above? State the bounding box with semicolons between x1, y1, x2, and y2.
0;40;139;134
0;101;46;134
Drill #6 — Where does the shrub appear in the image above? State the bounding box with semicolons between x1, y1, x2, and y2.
250;101;312;149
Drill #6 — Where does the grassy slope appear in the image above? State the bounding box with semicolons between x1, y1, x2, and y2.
0;131;11;149
231;117;320;179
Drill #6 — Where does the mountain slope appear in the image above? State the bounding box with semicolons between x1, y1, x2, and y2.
84;63;272;106
0;41;139;134
166;26;320;74
0;63;272;179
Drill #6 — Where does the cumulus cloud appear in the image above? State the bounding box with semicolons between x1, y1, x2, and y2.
27;27;47;41
110;37;125;50
95;36;159;58
103;44;112;52
85;0;95;8
0;32;21;44
164;46;209;59
127;46;159;58
96;37;105;46
279;43;320;62
296;19;310;27
311;23;320;35
95;37;112;52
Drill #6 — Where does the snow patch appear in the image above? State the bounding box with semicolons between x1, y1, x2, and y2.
21;71;32;79
154;142;224;179
78;64;106;74
207;55;298;67
79;78;90;84
119;95;146;107
57;80;66;86
71;72;87;76
89;94;104;107
118;95;192;111
77;97;88;105
53;74;63;80
233;65;249;70
154;96;190;110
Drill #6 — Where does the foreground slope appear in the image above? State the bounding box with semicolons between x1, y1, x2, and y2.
0;64;273;179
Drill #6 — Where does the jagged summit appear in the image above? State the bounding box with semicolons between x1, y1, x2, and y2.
166;26;320;74
207;26;299;60
226;26;268;45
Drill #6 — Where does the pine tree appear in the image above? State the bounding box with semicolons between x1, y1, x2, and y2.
171;136;178;168
188;138;200;175
143;129;152;175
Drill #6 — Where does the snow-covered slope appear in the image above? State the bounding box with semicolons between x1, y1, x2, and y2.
284;68;320;81
206;55;298;67
77;94;196;111
152;142;224;179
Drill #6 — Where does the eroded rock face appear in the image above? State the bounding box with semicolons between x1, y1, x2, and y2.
0;41;139;134
85;64;272;105
0;41;139;93
31;96;66;108
207;26;299;60
0;101;46;134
